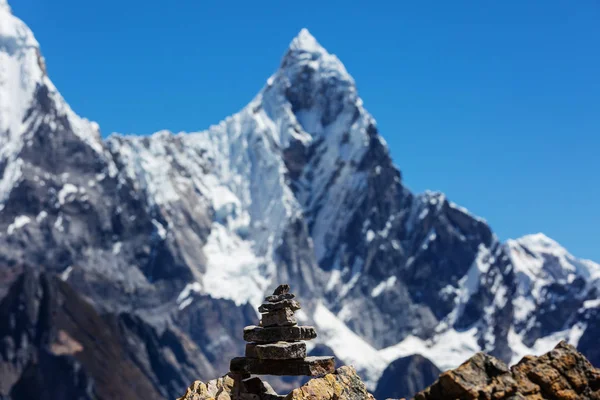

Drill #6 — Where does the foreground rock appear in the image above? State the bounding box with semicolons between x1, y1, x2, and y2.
415;341;600;400
177;366;373;400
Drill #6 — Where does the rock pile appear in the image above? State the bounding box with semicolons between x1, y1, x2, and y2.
230;284;335;377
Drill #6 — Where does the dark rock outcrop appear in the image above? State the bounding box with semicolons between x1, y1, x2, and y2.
414;341;600;400
373;355;440;400
0;268;210;400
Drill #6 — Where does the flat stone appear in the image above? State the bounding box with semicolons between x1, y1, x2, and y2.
230;356;335;376
246;341;307;360
261;308;297;327
243;326;316;343
264;293;295;303
258;299;301;313
273;284;290;295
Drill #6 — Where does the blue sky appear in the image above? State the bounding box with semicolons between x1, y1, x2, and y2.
11;0;600;260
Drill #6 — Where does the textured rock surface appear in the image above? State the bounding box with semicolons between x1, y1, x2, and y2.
258;300;302;313
177;374;237;400
178;366;372;400
261;308;297;327
285;366;374;400
243;326;317;343
373;355;440;400
0;268;209;400
265;293;296;303
246;342;307;360
230;356;335;376
415;341;600;400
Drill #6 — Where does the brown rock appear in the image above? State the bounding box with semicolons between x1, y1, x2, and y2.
258;299;301;313
179;366;373;400
414;341;600;400
246;341;307;360
243;325;316;343
177;374;236;400
284;366;374;400
261;308;297;327
230;356;335;376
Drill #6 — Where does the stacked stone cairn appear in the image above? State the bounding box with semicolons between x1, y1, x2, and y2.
229;284;335;399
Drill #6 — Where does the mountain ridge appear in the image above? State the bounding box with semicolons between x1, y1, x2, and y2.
0;2;598;398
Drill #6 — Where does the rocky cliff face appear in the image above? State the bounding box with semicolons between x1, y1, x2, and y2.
0;1;599;399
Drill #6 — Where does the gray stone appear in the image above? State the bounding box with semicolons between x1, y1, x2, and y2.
264;293;295;303
273;284;290;295
258;299;301;313
245;341;307;360
261;308;297;327
230;356;335;376
243;326;316;343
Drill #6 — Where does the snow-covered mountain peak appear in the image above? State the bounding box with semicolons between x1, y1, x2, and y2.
279;28;353;88
0;3;104;156
507;232;600;342
513;233;561;251
508;233;600;281
0;0;10;12
289;28;323;53
0;2;44;137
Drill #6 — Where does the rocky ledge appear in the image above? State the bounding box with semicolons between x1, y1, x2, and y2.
177;365;372;400
415;341;600;400
179;342;599;400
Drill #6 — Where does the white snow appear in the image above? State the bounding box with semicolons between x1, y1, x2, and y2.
151;219;167;239
380;327;481;372
371;275;397;297
202;223;271;306
112;241;122;255
177;282;202;310
54;214;64;232
58;183;78;204
313;302;387;389
36;210;47;222
584;299;600;309
60;266;73;281
507;233;600;325
507;323;587;365
6;215;30;234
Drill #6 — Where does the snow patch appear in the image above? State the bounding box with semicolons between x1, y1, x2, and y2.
7;215;30;234
177;282;202;310
60;266;73;281
371;276;397;297
313;302;386;389
380;327;480;372
202;223;270;306
151;219;167;239
58;183;78;204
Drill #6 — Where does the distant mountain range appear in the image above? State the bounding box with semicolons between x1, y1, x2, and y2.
0;1;598;399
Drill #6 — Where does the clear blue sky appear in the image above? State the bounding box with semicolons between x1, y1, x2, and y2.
11;0;600;261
